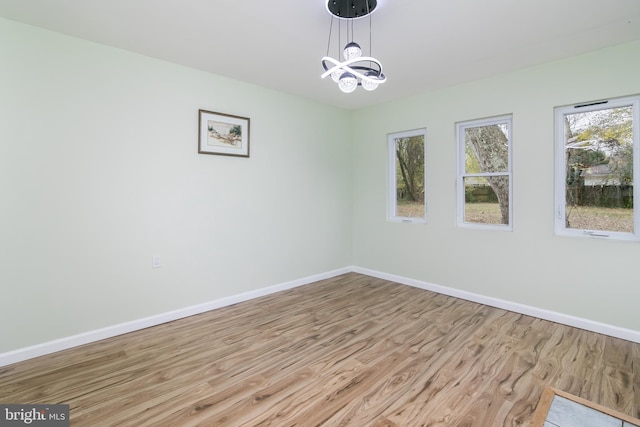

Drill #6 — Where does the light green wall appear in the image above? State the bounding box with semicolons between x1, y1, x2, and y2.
2;17;639;355
0;18;353;352
352;41;640;332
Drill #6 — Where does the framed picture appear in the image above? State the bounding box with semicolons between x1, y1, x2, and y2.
198;109;250;157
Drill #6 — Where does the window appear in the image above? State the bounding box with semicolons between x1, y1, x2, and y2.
388;129;426;223
457;115;513;230
554;95;639;240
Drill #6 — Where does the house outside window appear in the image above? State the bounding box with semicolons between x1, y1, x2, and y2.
554;95;639;240
456;115;513;230
388;129;426;223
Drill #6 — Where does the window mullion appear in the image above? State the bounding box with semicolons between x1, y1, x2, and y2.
463;172;510;178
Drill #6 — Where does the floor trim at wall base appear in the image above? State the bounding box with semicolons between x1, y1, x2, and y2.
353;266;640;345
2;266;638;368
0;267;351;368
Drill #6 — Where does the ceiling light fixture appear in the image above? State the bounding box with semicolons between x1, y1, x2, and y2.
321;0;386;93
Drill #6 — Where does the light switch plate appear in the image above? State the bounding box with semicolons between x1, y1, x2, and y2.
152;256;161;269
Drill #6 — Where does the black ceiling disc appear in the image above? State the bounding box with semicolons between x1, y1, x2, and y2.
327;0;377;19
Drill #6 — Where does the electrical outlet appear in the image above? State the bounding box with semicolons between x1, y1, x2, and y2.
152;256;161;269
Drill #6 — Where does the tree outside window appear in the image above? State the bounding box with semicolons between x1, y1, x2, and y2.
388;129;426;223
555;96;639;240
457;115;513;230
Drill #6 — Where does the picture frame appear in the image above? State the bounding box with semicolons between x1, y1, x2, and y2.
198;109;250;157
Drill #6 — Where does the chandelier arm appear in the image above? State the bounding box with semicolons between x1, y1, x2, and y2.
345;67;384;84
322;56;384;73
321;57;386;84
324;56;383;68
349;56;382;66
321;57;344;78
350;67;387;84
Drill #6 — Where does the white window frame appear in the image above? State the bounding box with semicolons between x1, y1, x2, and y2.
456;115;513;231
554;95;640;241
387;128;427;223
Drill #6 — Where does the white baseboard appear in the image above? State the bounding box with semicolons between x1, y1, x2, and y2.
0;267;351;368
2;265;638;368
352;266;640;344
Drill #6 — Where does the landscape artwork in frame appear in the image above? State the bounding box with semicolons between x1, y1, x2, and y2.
198;109;250;157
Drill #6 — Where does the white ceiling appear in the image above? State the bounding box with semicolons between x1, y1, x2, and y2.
2;0;640;110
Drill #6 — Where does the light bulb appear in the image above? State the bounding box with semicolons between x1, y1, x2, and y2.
361;71;380;91
343;42;362;60
338;72;357;93
331;68;345;83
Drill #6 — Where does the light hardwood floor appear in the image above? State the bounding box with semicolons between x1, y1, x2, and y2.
1;273;638;426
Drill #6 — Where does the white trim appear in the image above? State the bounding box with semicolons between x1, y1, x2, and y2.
0;267;351;367
2;265;639;367
352;266;640;344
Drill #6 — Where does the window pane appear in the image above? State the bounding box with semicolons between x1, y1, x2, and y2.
464;176;509;225
457;115;512;230
394;134;425;219
465;123;509;173
563;106;634;233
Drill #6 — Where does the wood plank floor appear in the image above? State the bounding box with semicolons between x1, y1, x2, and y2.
1;273;638;426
